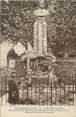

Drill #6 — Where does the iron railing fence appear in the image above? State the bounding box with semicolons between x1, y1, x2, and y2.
0;58;76;105
18;76;76;105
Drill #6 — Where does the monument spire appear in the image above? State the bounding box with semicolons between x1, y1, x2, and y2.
34;0;49;55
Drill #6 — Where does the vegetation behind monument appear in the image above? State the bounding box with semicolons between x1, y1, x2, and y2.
1;0;76;57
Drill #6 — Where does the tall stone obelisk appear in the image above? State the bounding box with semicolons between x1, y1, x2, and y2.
34;0;49;55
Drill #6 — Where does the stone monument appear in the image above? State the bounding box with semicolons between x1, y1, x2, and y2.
34;0;49;55
34;0;56;62
22;0;56;73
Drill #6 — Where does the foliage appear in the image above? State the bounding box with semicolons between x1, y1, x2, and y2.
47;0;76;56
1;1;38;45
1;0;76;56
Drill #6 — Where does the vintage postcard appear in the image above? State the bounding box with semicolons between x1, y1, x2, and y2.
0;0;76;117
